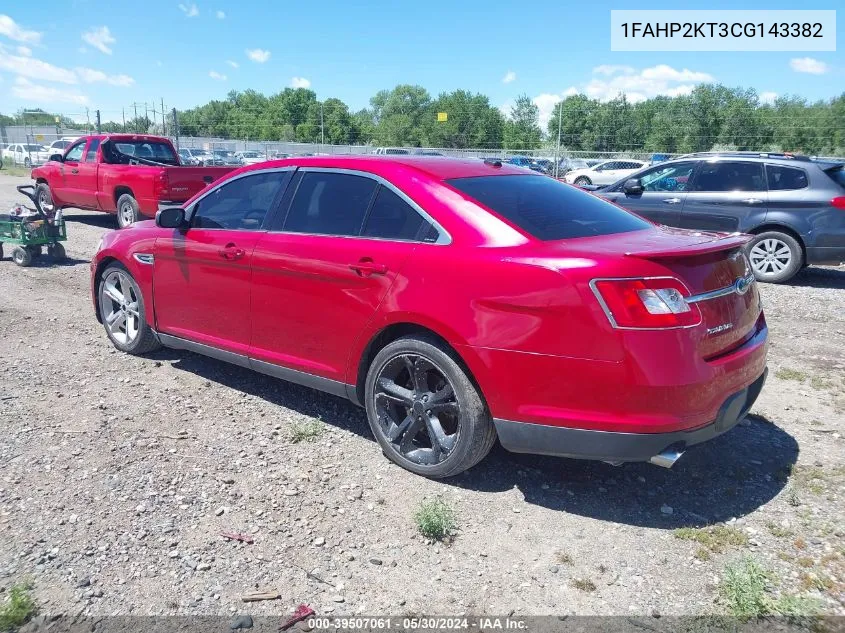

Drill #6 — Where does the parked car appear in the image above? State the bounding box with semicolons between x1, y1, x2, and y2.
45;138;79;157
563;159;648;186
178;147;222;166
235;150;267;165
178;148;201;165
2;143;52;167
374;147;411;155
31;134;236;228
555;157;590;177
414;150;444;156
213;149;243;166
91;156;768;478
596;152;845;283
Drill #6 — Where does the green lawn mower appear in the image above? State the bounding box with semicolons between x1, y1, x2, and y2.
0;185;67;266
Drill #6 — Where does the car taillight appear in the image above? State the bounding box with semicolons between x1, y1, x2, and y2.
832;196;845;210
590;277;701;329
154;172;168;198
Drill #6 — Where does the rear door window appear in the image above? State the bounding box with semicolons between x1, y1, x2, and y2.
362;186;427;240
447;174;650;240
766;165;808;191
691;161;765;192
283;172;378;236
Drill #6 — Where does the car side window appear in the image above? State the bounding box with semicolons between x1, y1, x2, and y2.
637;162;696;192
191;171;286;230
362;186;427;240
65;142;85;163
766;165;808;191
596;162;613;171
84;139;100;162
691;161;765;192
283;172;377;236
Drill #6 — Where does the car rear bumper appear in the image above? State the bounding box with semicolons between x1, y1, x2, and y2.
806;246;845;266
495;368;767;463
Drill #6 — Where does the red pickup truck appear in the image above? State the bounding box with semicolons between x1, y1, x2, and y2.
31;135;236;227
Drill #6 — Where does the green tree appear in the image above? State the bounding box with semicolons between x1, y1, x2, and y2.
504;94;542;150
426;90;504;148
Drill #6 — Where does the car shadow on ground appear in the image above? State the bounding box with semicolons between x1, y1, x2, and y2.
62;213;117;229
159;349;798;530
782;266;845;289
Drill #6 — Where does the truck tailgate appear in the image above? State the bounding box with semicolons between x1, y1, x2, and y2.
162;166;237;202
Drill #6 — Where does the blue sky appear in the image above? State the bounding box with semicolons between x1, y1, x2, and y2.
0;0;842;127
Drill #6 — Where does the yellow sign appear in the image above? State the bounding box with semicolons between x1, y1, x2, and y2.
437;112;448;122
54;116;60;123
35;134;44;141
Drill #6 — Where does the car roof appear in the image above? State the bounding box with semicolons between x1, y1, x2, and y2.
236;155;531;180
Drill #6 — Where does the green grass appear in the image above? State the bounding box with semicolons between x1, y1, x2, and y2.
0;583;37;630
720;557;770;618
0;165;31;178
555;550;574;565
694;547;712;562
810;376;831;391
570;578;596;592
289;420;325;443
674;526;748;553
413;498;456;541
766;523;793;538
775;368;807;382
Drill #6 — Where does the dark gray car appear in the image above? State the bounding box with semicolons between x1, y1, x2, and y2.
598;152;845;283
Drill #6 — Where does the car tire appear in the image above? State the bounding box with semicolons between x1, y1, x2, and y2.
24;157;31;168
574;176;591;186
364;335;496;478
747;231;803;284
28;245;42;259
11;246;32;267
48;243;66;261
0;243;3;260
116;194;140;228
97;264;161;355
35;183;55;214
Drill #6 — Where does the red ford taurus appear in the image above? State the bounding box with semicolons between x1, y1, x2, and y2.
91;156;768;478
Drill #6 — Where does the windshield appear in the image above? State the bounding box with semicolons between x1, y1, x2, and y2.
107;140;178;165
447;174;650;240
242;152;259;157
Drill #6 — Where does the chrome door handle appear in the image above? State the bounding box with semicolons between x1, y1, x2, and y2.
662;198;681;205
741;198;763;204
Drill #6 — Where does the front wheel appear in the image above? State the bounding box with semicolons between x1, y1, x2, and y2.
98;264;160;354
11;246;32;267
747;231;802;283
116;194;140;229
574;176;591;186
364;335;496;478
36;183;54;214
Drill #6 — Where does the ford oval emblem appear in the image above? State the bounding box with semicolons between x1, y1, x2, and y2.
734;276;753;295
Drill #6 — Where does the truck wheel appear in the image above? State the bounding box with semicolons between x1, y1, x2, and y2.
12;246;32;267
116;194;140;228
35;183;54;213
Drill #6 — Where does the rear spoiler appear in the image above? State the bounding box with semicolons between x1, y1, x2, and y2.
624;232;752;259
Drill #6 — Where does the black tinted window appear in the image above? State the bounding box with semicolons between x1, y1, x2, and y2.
692;162;765;192
284;172;377;236
191;172;285;230
767;165;808;191
448;175;650;240
362;186;426;240
84;139;100;162
637;162;696;192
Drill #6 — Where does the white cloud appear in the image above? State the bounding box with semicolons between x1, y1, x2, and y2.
246;48;271;63
82;26;116;55
290;76;310;88
0;49;77;84
0;14;42;44
17;45;31;56
532;93;562;130
502;70;516;84
12;76;88;105
789;57;829;75
759;91;778;104
216;10;225;19
209;70;227;80
178;3;199;17
561;64;714;104
226;60;239;68
75;67;134;87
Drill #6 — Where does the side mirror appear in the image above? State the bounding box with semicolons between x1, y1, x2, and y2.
623;178;644;196
156;207;186;229
50;153;63;163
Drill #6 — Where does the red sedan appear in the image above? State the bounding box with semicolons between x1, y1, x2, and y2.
91;156;768;478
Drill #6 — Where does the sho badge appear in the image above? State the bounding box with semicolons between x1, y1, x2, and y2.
707;323;734;335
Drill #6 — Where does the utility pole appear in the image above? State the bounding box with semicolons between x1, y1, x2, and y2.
144;103;149;131
555;101;563;179
96;109;101;133
161;98;166;136
320;102;324;147
122;108;126;132
172;108;180;150
133;103;138;132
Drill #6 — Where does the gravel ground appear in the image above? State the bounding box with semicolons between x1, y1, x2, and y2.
0;173;843;619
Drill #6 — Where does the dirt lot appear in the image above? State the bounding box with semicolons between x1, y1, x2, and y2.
0;172;843;619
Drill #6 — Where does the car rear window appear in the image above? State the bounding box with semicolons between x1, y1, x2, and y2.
447;174;650;240
107;140;178;165
824;165;845;190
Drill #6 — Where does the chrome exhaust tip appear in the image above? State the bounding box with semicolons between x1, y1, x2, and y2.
649;447;685;469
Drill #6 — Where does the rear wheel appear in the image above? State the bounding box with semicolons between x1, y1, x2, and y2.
574;176;591;186
98;264;160;354
35;183;54;214
116;194;140;229
747;231;802;284
27;245;42;259
11;246;32;267
364;335;495;478
48;243;66;261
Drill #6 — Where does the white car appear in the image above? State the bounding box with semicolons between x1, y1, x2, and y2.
2;143;52;167
234;150;267;166
45;138;79;158
563;159;647;187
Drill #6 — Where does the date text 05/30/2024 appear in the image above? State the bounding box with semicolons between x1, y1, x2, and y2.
307;617;528;630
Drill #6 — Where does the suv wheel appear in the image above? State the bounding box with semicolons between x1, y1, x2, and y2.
98;264;160;354
747;231;802;283
364;335;496;478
